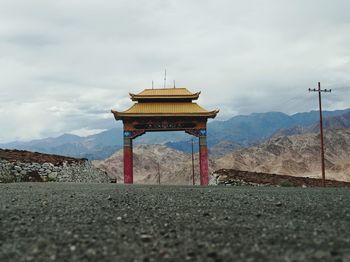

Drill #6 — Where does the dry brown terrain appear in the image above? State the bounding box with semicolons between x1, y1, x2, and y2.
93;144;217;185
94;129;350;184
216;129;350;182
0;149;86;165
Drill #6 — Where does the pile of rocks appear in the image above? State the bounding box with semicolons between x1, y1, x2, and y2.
211;171;263;186
212;168;350;187
0;152;110;183
0;161;13;183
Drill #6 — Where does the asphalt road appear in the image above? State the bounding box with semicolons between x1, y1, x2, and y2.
0;183;350;262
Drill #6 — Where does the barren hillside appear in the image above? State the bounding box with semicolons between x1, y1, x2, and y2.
93;129;350;184
93;145;217;185
216;129;350;182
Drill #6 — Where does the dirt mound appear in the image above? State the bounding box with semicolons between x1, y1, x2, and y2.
0;148;86;165
214;169;350;187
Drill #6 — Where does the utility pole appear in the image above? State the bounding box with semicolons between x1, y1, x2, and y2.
308;82;331;187
157;162;161;185
191;139;195;185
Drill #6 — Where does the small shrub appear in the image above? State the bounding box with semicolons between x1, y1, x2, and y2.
279;180;294;187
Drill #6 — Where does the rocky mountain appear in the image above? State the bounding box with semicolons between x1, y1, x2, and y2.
208;140;243;157
93;144;217;185
2;108;350;160
216;128;350;182
0;127;188;160
272;111;350;137
165;109;350;154
0;129;124;160
94;129;350;184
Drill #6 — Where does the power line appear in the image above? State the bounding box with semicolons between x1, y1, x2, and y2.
267;93;311;112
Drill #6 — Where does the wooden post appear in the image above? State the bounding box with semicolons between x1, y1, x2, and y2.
199;130;209;186
123;136;133;184
191;138;195;185
157;162;160;185
308;82;331;187
317;82;326;187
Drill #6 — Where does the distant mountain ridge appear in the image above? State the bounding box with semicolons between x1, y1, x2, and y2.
0;129;123;160
1;108;349;160
167;108;350;154
272;111;350;137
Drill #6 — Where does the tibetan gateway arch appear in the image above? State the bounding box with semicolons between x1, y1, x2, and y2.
111;87;219;185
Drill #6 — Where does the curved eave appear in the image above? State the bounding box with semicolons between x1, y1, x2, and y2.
111;109;219;120
129;92;201;101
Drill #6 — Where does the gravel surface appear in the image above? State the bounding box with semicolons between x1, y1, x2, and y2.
0;183;350;261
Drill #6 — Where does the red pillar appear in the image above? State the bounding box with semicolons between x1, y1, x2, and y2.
199;133;209;186
123;136;133;184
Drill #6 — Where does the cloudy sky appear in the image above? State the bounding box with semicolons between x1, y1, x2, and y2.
0;0;350;142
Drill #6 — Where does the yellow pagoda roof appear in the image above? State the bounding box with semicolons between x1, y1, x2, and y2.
112;102;219;119
129;88;200;101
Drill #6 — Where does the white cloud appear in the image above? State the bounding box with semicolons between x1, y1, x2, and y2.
69;128;107;137
0;0;350;142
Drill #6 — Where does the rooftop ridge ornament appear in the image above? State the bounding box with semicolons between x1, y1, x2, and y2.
127;88;203;102
111;86;219;185
164;69;166;88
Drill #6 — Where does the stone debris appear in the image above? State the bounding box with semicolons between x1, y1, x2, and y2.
140;234;152;243
106;195;112;201
0;150;110;183
212;169;350;187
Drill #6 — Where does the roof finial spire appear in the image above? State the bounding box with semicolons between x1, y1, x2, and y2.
173;80;176;88
152;80;154;89
163;69;166;88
